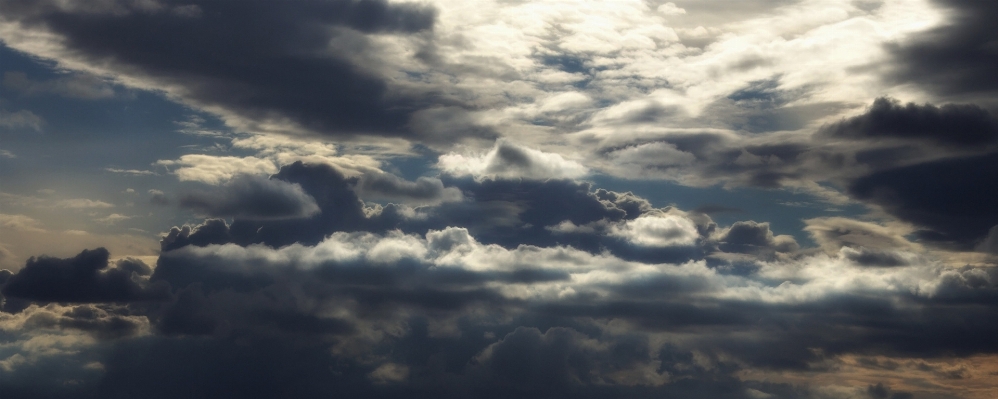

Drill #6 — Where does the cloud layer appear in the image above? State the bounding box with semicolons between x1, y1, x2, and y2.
2;0;998;397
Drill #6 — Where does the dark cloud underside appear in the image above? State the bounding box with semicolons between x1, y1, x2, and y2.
1;0;445;137
1;248;168;305
822;97;998;147
849;152;998;246
178;175;320;220
889;0;998;99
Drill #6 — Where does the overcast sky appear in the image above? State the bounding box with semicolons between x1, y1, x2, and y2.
2;0;998;398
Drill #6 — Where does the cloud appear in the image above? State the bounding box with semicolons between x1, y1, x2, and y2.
714;221;799;256
0;0;444;139
155;154;278;184
3;71;117;99
104;168;156;176
804;217;921;253
821;97;998;147
6;2;998;397
4;216;998;397
230;134;384;177
94;213;132;225
471;326;665;389
1;248;168;305
0;109;43;131
0;214;45;233
355;172;463;205
153;162;716;269
178;174;320;220
888;0;998;98
602;142;697;179
438;140;588;180
190;162;369;249
147;189;169;206
977;225;998;254
609;213;699;248
848;152;998;248
53;198;114;209
0;303;150;340
839;246;912;267
160;219;233;252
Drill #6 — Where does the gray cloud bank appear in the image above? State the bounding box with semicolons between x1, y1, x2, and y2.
0;0;467;141
3;160;997;398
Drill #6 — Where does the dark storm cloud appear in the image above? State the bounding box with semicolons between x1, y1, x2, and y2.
469;327;653;390
0;0;458;139
161;218;233;252
0;248;169;304
159;162;704;264
821;97;998;147
355;172;462;205
225;162;369;247
848;152;998;247
178;174;320;220
889;0;998;98
9;229;998;399
593;94;998;213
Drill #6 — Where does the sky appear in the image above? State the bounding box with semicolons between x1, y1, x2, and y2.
1;0;997;398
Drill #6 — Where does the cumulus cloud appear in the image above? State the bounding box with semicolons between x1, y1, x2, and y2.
5;1;998;397
610;213;699;247
178;174;320;220
1;248;168;305
355;172;463;205
3;211;998;397
714;221;799;256
438;140;588;180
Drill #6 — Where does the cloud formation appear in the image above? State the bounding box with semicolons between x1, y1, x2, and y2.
3;0;998;397
1;248;168;306
821;97;998;147
438;140;589;180
0;0;445;139
178;174;320;220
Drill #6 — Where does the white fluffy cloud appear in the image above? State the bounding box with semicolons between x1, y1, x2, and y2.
155;155;279;185
438;140;588;180
609;213;699;247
